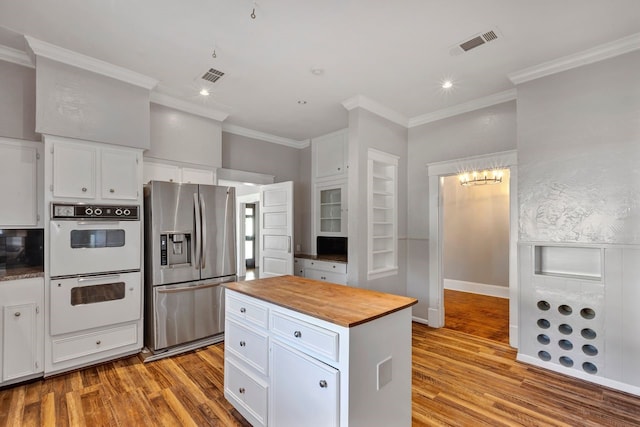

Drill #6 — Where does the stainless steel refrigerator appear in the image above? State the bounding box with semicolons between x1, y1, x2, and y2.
143;180;236;354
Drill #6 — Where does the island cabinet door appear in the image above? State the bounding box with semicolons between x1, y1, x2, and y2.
270;339;339;427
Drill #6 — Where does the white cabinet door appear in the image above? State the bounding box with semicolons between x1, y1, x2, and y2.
317;183;347;237
101;148;139;200
143;161;181;184
53;141;97;199
2;303;38;382
181;167;215;185
0;138;40;226
313;131;347;180
271;339;339;427
294;258;305;277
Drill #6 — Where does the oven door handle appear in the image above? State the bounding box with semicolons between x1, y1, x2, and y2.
77;274;120;283
193;192;202;272
156;282;219;294
76;221;121;226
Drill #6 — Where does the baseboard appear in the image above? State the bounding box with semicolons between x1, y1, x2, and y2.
444;279;509;299
412;316;429;326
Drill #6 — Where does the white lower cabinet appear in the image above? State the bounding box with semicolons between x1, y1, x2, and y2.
0;277;44;386
271;339;339;427
225;288;413;427
294;258;347;285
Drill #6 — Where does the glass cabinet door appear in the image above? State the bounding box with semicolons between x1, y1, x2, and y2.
317;185;347;236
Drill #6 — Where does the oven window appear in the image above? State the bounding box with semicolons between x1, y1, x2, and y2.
71;282;125;305
70;229;125;248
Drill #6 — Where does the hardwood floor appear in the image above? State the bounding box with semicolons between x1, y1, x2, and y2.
444;289;510;344
2;298;640;426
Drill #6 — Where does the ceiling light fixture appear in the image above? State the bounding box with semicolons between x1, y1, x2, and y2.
199;89;210;96
459;170;503;186
250;2;257;19
311;68;324;76
442;80;453;89
212;49;217;59
297;100;307;105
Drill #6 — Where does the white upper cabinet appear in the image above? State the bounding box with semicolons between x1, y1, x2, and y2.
101;147;140;200
181;167;215;185
48;135;142;203
143;160;216;185
316;183;347;237
312;130;347;181
0;137;42;227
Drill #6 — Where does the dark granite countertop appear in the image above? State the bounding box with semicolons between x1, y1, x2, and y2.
0;267;45;282
294;253;348;263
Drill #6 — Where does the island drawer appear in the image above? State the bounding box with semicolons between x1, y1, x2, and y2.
226;318;269;375
227;292;269;329
305;259;347;274
270;311;339;363
225;357;268;427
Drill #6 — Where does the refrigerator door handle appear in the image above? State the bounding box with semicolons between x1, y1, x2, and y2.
193;192;202;271
200;193;207;269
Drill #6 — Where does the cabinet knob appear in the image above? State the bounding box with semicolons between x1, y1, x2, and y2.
337;167;341;171
240;307;246;313
82;187;87;192
332;265;336;269
239;341;246;347
319;380;328;388
14;312;21;317
294;330;302;338
239;387;245;394
96;340;102;345
110;188;115;193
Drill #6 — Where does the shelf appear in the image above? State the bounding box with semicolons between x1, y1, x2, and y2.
372;191;393;196
372;249;393;255
320;202;341;206
372;174;393;181
373;235;394;239
372;206;392;210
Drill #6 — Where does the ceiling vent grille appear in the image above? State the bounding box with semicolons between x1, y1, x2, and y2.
201;68;225;83
450;28;501;55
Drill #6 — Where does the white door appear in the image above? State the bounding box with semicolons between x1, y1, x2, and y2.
259;181;293;278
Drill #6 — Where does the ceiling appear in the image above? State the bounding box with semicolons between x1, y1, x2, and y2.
1;1;640;143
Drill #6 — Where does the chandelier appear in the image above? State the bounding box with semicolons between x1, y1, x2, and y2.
459;170;503;186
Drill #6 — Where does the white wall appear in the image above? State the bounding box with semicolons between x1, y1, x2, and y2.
0;60;37;141
347;108;408;295
407;100;517;319
517;51;640;244
35;57;150;149
148;103;222;167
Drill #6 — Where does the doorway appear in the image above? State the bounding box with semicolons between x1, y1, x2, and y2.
441;170;510;343
427;150;519;348
244;203;257;270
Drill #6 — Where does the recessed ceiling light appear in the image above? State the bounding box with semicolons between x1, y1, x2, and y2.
199;89;210;96
442;80;453;89
297;100;307;105
311;68;324;76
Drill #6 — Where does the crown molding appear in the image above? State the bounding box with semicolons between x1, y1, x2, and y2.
150;92;230;122
0;44;34;68
25;36;158;89
508;32;640;85
342;95;409;128
408;89;517;127
222;123;309;149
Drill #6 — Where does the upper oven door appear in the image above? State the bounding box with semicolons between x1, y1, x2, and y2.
49;219;141;277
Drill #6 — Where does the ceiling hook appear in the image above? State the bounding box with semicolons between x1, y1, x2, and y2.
212;49;217;59
250;8;256;19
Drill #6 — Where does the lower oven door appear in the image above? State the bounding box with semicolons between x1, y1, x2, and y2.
49;219;141;277
152;280;227;351
50;271;141;335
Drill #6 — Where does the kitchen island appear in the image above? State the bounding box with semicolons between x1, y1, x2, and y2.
223;275;417;427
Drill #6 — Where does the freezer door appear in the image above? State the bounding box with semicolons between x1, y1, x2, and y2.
199;185;237;280
152;280;226;350
146;181;200;285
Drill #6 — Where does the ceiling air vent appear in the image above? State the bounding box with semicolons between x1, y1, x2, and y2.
450;28;501;56
201;68;225;83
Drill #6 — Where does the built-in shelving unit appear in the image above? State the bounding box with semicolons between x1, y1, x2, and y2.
367;149;398;280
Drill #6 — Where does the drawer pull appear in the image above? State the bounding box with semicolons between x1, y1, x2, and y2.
239;341;246;347
82;187;87;192
14;312;21;317
294;330;302;338
240;307;246;313
319;380;328;388
239;387;245;394
110;188;115;193
96;340;102;345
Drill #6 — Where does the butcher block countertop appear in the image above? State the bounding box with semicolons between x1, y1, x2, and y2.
225;275;417;328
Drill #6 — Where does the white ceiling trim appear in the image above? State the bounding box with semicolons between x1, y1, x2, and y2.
342;95;409;128
0;44;34;68
427;149;517;177
150;92;229;122
24;36;158;89
409;89;517;128
222;123;310;149
508;32;640;85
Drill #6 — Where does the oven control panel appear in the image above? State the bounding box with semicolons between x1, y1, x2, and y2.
51;203;139;220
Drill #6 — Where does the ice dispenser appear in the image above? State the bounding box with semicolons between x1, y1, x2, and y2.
160;232;192;267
